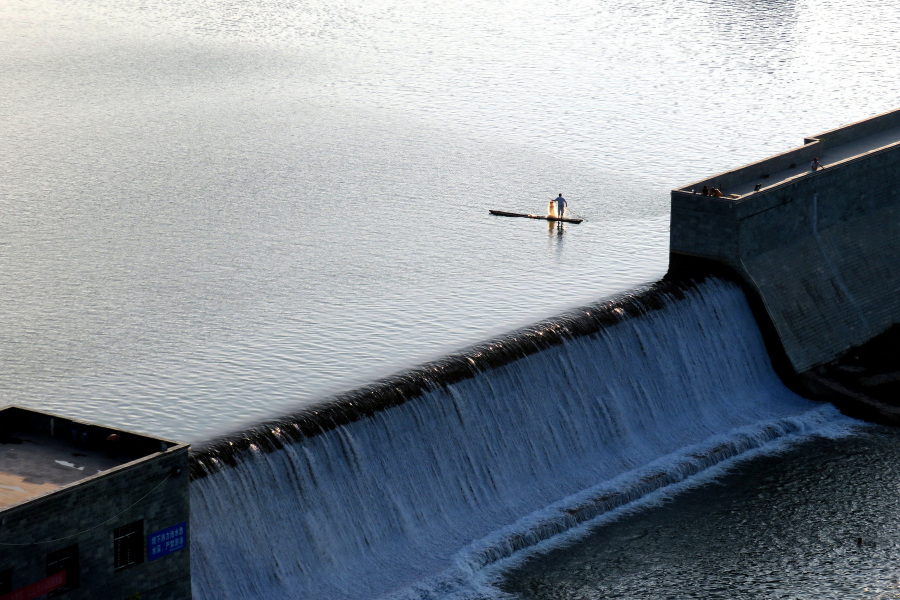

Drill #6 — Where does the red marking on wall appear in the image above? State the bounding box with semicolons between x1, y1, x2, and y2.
0;570;66;600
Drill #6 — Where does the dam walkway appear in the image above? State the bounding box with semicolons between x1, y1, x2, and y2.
726;124;900;198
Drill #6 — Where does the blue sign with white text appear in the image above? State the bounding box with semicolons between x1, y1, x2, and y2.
149;522;187;561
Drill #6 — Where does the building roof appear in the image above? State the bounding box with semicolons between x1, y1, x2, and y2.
0;405;182;509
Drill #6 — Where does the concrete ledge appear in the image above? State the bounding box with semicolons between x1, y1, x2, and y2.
678;141;821;195
677;107;900;199
806;106;900;149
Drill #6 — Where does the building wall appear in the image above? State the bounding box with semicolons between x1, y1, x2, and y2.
0;446;190;600
670;140;900;373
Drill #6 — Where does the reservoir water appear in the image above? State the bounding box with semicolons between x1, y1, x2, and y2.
4;0;900;439
3;0;900;597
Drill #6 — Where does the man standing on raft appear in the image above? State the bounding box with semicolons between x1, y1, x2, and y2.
555;194;568;219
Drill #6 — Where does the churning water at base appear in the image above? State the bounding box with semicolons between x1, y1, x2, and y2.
501;424;898;600
189;279;851;600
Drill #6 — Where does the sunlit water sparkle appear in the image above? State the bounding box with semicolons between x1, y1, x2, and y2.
2;0;898;440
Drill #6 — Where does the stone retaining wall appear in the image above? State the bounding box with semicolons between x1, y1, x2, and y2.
671;117;900;373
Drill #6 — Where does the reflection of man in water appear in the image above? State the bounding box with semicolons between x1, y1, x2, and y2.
555;194;567;219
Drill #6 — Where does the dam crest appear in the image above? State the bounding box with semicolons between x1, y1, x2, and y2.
189;278;845;600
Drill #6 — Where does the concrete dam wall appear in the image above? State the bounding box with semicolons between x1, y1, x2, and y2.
670;108;900;374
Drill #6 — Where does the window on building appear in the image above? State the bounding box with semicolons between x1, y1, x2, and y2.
114;520;144;571
47;544;79;597
0;568;11;595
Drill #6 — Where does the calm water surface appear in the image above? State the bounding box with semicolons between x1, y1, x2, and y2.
2;0;900;438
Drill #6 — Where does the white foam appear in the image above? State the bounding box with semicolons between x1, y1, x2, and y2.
189;279;850;600
383;405;860;600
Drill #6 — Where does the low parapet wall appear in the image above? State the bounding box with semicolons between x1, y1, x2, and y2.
806;107;900;148
678;107;900;195
678;143;821;196
670;109;900;373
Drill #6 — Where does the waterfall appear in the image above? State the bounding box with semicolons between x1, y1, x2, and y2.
188;278;846;600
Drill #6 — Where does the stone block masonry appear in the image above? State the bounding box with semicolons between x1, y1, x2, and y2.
670;108;900;373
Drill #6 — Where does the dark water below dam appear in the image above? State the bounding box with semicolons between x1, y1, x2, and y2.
502;425;900;600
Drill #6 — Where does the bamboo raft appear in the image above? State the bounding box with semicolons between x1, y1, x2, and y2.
489;210;583;224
